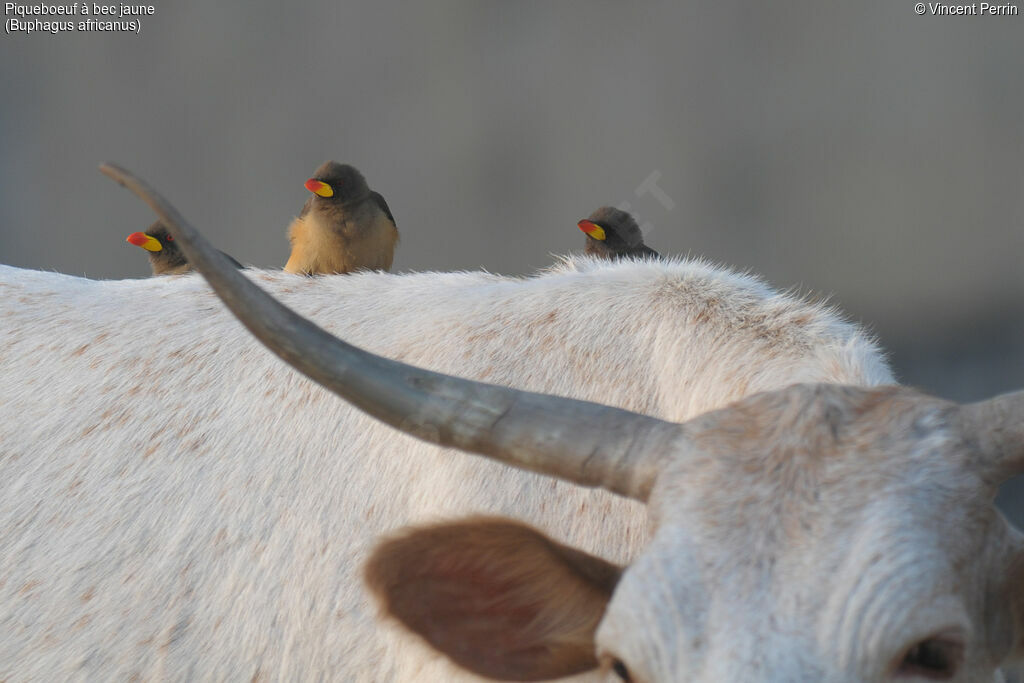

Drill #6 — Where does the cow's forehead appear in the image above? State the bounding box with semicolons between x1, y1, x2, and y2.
646;384;997;582
654;384;977;511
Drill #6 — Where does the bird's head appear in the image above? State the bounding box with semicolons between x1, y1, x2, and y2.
577;206;644;251
126;221;178;253
126;221;188;272
304;161;370;204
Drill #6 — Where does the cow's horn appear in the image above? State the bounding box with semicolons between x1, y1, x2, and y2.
959;389;1024;483
100;163;679;501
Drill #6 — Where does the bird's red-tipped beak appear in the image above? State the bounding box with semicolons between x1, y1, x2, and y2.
126;232;163;252
304;178;334;198
577;220;606;241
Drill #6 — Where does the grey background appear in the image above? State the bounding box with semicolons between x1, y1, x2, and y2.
2;2;1023;511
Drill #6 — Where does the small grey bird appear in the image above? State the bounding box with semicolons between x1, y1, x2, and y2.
127;221;243;275
577;207;660;260
284;161;398;275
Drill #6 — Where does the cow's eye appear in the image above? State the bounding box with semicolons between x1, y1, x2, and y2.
611;658;632;682
896;635;962;679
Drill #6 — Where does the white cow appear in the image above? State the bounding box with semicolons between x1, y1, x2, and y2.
0;167;890;680
116;166;1024;682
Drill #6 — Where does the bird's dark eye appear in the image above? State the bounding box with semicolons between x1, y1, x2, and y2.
611;658;632;682
897;636;962;679
165;235;174;241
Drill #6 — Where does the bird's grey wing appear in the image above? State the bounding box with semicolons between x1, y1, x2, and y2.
638;244;661;259
369;190;396;227
219;250;246;269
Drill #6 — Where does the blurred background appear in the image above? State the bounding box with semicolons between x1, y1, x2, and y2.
2;2;1022;513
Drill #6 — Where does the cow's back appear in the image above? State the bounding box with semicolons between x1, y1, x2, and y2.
0;260;892;680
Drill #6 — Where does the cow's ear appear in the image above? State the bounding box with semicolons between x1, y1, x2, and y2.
365;516;621;681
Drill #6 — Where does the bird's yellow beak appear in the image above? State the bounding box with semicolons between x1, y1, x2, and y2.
126;232;163;252
577;220;606;241
304;178;334;198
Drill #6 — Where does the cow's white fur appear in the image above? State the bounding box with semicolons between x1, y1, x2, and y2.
582;384;1024;682
0;256;892;680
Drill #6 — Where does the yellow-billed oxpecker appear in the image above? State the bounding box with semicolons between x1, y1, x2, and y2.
284;161;398;275
126;221;244;276
577;206;660;260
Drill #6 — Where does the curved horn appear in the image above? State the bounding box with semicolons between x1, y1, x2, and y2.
99;163;679;500
960;389;1024;483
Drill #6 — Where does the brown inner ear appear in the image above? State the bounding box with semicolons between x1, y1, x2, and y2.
365;516;622;681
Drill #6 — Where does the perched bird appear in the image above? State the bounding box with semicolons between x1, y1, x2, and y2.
126;221;243;275
577;206;660;260
284;161;398;275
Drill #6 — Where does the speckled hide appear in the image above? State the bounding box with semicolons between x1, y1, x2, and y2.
0;256;892;681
